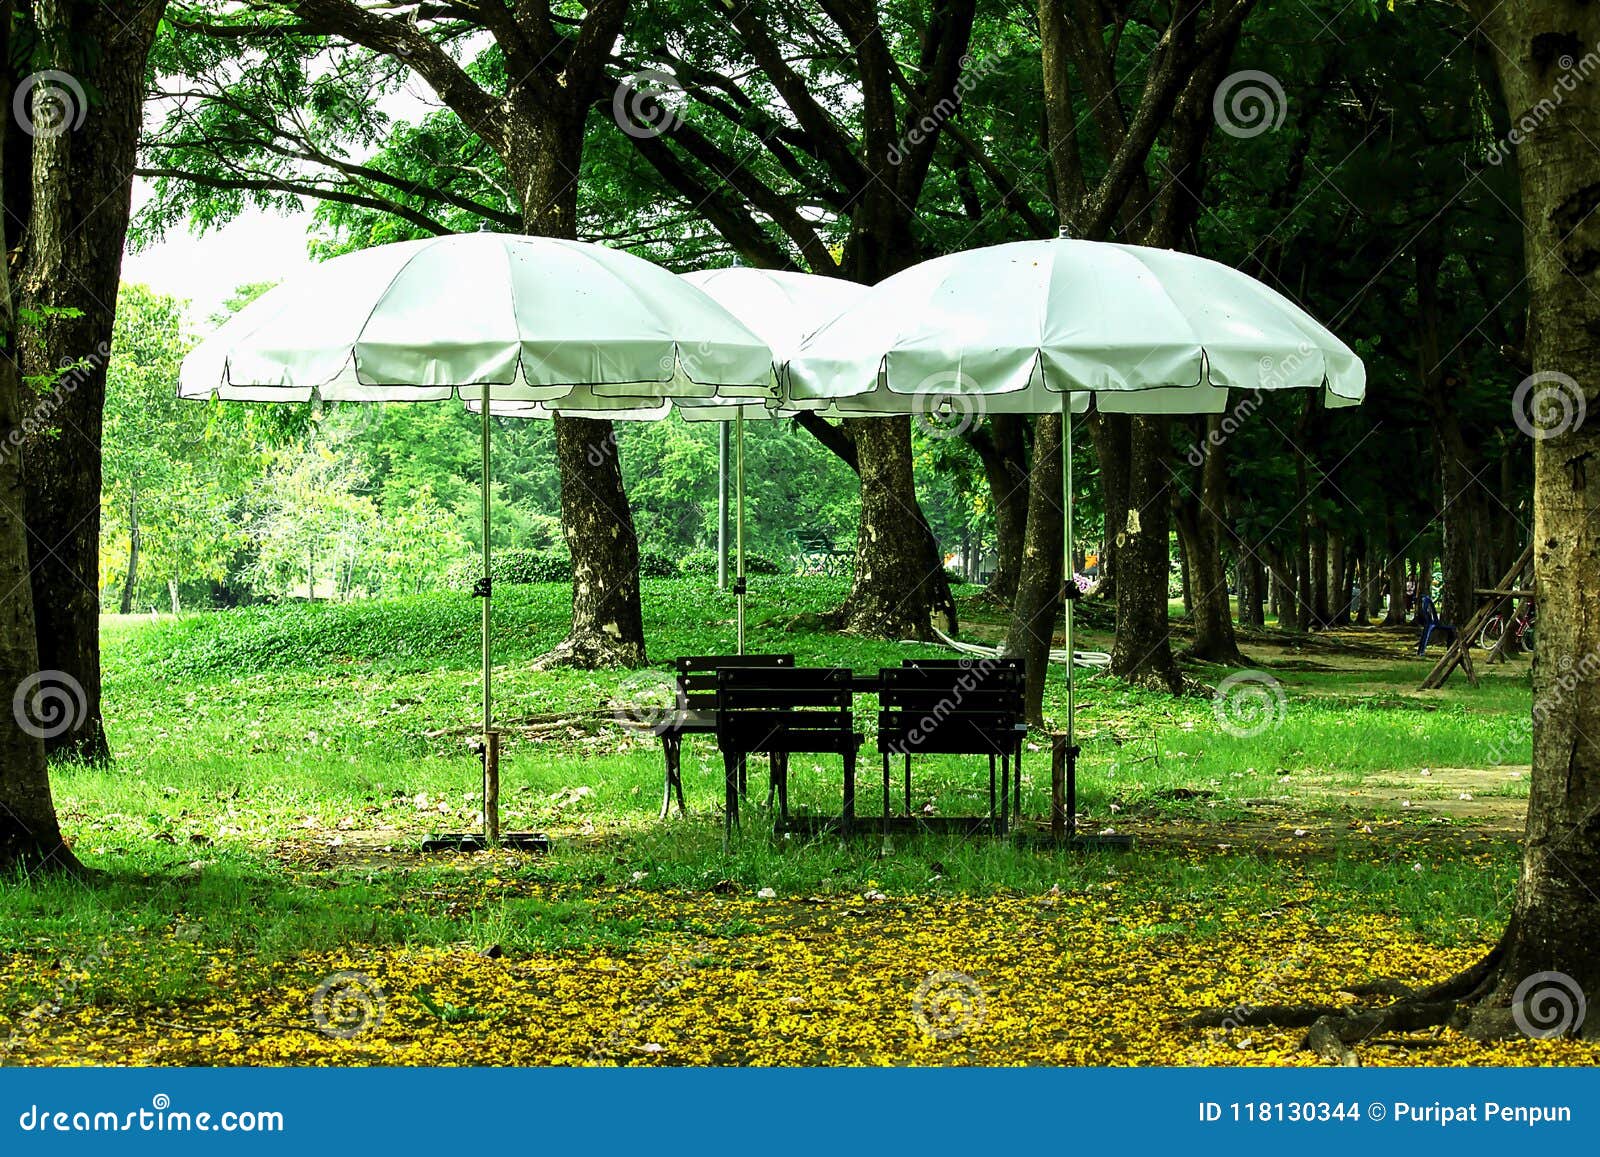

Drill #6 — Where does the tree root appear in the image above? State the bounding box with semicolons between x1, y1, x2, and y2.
534;632;646;671
1188;935;1521;1063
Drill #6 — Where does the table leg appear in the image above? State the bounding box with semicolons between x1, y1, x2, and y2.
882;752;891;847
842;749;856;836
988;753;997;831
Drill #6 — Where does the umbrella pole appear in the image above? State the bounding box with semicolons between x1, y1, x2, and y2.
718;422;731;590
481;384;499;847
1061;393;1076;841
736;408;746;655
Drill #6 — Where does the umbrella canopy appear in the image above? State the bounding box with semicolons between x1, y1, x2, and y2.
475;267;866;421
683;267;869;361
784;238;1364;415
180;233;775;403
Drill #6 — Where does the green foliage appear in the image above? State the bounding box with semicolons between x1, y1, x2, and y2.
678;549;783;577
637;550;677;579
444;548;572;591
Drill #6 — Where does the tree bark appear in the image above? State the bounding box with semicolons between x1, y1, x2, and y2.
1327;531;1347;626
967;415;1029;604
1003;414;1064;726
1383;508;1410;625
1110;418;1185;692
839;418;954;639
0;9;78;872
1310;521;1330;628
546;416;645;667
1440;0;1600;1039
1239;547;1265;628
16;0;166;762
1183;417;1245;663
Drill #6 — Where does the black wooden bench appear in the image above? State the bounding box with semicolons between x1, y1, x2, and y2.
657;653;794;818
715;666;862;843
878;658;1027;837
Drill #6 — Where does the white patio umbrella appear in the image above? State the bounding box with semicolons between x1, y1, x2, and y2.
480;267;867;653
180;233;777;846
784;236;1366;833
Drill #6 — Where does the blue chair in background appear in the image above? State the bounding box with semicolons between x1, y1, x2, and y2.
1416;594;1457;656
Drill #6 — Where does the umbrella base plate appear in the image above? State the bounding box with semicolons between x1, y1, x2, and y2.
420;832;550;854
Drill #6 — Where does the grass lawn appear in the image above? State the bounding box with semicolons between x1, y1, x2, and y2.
2;578;1582;1066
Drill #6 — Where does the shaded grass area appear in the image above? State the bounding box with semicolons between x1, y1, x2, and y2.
0;579;1541;1064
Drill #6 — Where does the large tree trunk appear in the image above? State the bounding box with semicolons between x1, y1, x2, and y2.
1088;412;1130;603
1441;0;1600;1039
1002;414;1064;727
1110;418;1185;692
513;118;647;668
968;415;1029;604
16;0;165;762
839;418;954;638
1183;417;1244;663
1383;509;1409;625
0;16;77;872
546;416;646;667
1326;531;1347;626
1238;546;1265;628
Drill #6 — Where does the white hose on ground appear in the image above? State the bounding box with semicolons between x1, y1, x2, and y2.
897;627;1112;670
